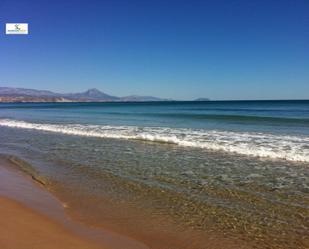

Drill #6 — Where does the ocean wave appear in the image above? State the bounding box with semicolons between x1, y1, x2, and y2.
0;119;309;163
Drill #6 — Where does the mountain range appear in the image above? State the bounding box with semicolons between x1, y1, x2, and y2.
0;87;168;102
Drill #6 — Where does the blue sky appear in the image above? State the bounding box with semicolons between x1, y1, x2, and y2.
0;0;308;100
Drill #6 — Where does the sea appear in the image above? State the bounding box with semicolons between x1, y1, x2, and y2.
0;100;308;249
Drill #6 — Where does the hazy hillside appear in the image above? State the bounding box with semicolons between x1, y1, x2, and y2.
0;87;168;102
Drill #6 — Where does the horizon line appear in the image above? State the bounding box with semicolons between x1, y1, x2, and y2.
0;85;308;102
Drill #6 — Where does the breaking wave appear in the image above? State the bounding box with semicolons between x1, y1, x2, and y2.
0;119;309;163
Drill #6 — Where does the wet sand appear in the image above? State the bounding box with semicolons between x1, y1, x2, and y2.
0;155;252;249
1;155;249;249
0;196;104;249
0;158;149;249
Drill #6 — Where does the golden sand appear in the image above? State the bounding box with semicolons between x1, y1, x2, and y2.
0;196;105;249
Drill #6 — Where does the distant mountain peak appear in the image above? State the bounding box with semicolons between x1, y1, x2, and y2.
84;88;102;94
82;88;107;97
0;86;169;102
68;88;118;100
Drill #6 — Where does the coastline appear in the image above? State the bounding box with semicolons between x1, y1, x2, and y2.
0;155;252;249
0;157;149;249
0;99;308;249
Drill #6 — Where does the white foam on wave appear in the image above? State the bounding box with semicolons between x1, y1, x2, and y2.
0;119;309;163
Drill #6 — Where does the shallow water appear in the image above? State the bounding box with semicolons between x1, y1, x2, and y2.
0;101;308;248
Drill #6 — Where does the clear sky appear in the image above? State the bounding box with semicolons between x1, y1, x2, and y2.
0;0;308;100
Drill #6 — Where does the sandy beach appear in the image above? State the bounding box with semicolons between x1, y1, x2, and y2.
0;196;104;249
0;157;149;249
0;101;308;249
1;0;309;247
0;155;253;249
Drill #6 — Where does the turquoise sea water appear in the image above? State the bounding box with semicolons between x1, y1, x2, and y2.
0;100;308;249
1;100;309;133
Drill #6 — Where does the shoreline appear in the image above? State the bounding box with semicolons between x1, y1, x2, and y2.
0;155;252;249
0;157;149;249
0;196;104;249
0;144;307;249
